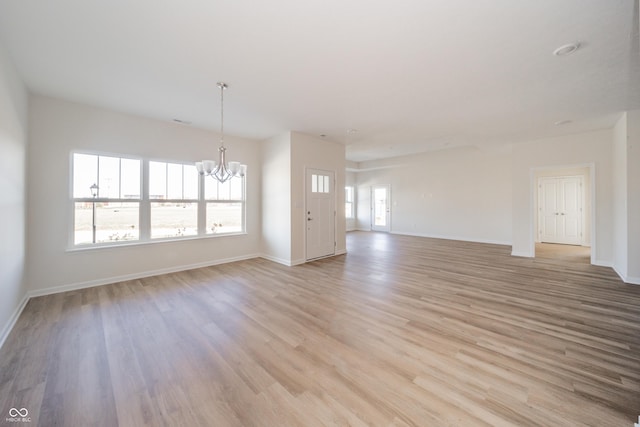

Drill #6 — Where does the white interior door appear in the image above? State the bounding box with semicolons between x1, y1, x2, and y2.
539;176;583;245
371;185;390;232
306;168;335;260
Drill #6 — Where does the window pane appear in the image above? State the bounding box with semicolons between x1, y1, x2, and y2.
183;166;199;200
207;203;243;234
149;161;167;199
150;202;198;238
73;153;98;198
218;180;230;200
99;156;121;199
345;186;353;202
229;176;242;200
167;163;183;199
121;158;141;199
74;202;139;245
324;175;330;193
312;174;317;193
205;178;218;200
345;202;353;218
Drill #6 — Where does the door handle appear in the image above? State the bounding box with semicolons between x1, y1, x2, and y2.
307;217;313;221
560;213;565;215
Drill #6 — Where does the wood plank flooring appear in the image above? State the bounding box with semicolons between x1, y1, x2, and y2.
1;231;639;426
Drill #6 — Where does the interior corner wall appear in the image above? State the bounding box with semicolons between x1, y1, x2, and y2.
613;113;628;278
261;132;292;264
625;110;640;282
511;129;614;262
290;132;346;263
355;146;513;245
0;40;28;346
26;95;262;293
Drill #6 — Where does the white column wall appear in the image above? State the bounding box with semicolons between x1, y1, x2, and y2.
0;41;28;346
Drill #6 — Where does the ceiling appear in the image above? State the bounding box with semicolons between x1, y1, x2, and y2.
0;0;638;162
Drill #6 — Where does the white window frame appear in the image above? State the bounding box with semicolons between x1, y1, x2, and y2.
70;151;143;247
69;151;247;250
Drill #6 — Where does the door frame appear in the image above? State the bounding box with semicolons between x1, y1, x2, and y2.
371;185;391;232
530;163;595;264
304;167;336;261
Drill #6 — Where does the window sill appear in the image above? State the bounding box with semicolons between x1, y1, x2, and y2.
66;232;248;253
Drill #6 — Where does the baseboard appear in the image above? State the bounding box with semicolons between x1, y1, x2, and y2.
259;254;295;266
511;251;534;258
390;230;512;247
593;260;613;268
28;253;262;299
356;228;371;232
0;292;30;350
335;249;347;256
611;265;640;285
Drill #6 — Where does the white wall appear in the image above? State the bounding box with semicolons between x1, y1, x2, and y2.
290;132;346;263
261;132;292;264
0;41;28;345
627;110;640;281
613;111;640;283
355;146;513;245
27;95;261;293
613;114;628;277
511;129;613;263
345;170;357;231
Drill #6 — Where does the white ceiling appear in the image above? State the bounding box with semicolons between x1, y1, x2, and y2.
0;0;638;162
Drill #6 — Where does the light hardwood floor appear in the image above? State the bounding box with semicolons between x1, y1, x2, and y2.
1;232;639;426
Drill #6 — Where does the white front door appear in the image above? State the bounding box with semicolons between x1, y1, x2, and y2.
539;176;583;245
371;185;390;232
306;168;335;260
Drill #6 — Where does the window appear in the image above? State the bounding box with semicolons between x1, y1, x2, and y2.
311;173;330;193
345;186;355;218
72;153;141;245
71;152;246;248
205;176;244;234
149;161;199;239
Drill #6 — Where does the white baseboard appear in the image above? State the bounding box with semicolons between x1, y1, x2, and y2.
0;293;30;350
593;259;613;268
612;265;640;285
511;251;534;258
336;249;347;256
390;230;512;247
29;253;262;299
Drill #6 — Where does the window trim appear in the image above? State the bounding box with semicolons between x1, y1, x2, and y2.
70;150;247;250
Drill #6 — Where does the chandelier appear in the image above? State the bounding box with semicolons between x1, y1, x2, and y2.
195;82;247;183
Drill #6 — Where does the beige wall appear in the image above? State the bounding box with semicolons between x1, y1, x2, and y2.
511;129;613;264
0;41;28;346
261;132;292;264
27;95;262;294
355;146;513;245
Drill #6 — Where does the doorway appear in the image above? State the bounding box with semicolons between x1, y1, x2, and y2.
538;176;583;245
371;185;390;232
306;168;335;260
532;165;594;264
